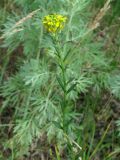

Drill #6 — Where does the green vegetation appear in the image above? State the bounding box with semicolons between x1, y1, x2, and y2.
0;0;120;159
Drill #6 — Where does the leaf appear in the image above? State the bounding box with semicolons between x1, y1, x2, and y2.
53;121;62;129
67;82;77;94
56;75;65;92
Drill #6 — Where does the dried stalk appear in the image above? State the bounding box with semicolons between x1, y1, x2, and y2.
89;0;111;30
0;8;41;40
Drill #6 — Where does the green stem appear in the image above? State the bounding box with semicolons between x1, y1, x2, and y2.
54;36;68;130
36;23;43;60
57;55;67;128
61;65;68;132
89;122;111;160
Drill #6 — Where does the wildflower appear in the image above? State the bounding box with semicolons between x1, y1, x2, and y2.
43;14;67;33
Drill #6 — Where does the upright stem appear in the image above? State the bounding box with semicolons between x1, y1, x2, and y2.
60;56;67;131
54;36;68;130
37;24;43;60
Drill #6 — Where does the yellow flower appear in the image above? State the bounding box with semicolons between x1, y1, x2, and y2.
42;14;67;33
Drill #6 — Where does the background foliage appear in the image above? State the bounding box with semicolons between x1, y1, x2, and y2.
0;0;120;160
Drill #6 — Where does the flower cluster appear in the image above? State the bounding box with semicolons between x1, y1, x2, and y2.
43;14;67;33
